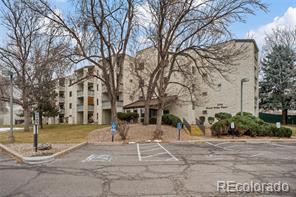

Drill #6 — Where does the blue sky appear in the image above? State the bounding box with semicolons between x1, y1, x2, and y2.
1;0;295;51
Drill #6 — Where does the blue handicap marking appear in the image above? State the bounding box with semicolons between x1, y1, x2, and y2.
177;122;182;129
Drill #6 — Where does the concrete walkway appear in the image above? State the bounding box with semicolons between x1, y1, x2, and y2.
0;127;24;133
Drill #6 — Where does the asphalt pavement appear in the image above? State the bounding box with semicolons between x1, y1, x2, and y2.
0;141;296;196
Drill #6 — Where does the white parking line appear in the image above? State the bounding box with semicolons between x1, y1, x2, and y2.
137;143;178;161
157;143;178;161
206;142;232;151
137;143;142;161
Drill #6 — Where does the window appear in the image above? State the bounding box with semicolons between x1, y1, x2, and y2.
202;92;208;96
69;103;72;109
217;83;222;88
133;110;137;113
97;113;99;119
116;96;120;101
129;79;133;83
202;110;207;115
69;91;72;97
97;99;99;105
97;85;99;91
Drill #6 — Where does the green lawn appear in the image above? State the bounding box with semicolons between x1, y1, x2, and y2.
0;124;108;144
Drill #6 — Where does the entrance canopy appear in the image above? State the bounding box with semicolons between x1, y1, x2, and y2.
123;96;177;109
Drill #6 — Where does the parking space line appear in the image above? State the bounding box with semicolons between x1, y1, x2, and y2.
141;147;163;153
136;143;178;162
206;142;228;150
157;143;178;161
137;143;142;161
141;152;167;159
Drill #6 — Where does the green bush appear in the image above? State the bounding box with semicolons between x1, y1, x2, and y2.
162;114;182;127
211;119;230;136
199;116;205;124
236;112;253;117
211;113;292;138
208;117;215;124
215;112;232;120
117;112;139;122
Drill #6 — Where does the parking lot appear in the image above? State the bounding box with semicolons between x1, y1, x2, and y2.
1;141;296;196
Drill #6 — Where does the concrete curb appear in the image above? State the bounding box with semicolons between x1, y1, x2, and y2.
0;142;88;164
0;143;23;163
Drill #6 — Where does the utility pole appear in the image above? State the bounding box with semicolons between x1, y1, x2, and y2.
7;70;15;143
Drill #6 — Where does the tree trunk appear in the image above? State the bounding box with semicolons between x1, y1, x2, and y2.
23;107;30;132
143;100;150;125
110;98;118;123
282;109;288;125
154;100;164;139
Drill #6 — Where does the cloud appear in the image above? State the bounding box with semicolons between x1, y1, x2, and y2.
246;7;296;50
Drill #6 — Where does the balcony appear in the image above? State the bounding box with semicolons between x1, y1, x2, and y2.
102;100;123;109
59;86;65;91
59;97;65;103
59;109;65;114
77;90;94;97
77;104;94;112
77;90;83;97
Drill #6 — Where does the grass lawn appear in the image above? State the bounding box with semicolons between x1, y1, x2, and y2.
0;124;108;144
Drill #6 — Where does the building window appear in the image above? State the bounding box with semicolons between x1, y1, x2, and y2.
117;95;120;101
130;79;133;83
217;83;222;88
97;113;99;119
69;103;72;109
133;110;137;113
97;99;99;105
192;66;196;74
97;85;99;91
202;110;207;115
69;91;72;97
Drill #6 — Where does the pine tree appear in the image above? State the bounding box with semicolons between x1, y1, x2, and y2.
260;44;296;124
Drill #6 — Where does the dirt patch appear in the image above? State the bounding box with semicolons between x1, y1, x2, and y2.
87;124;201;144
4;143;74;157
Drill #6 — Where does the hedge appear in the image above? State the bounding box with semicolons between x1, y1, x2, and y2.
211;112;292;138
162;114;182;127
117;112;139;122
215;112;232;120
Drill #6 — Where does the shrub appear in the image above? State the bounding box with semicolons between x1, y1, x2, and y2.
211;119;230;136
117;112;139;122
273;127;292;138
215;112;232;120
199;116;205;124
236;112;253;117
162;114;182;127
208;116;215;124
211;113;292;138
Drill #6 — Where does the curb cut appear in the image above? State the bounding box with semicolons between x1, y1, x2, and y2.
0;142;88;164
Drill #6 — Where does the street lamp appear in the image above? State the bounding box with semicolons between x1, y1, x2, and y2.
240;78;249;116
1;69;15;143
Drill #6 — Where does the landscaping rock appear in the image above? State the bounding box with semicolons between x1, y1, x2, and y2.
37;144;52;151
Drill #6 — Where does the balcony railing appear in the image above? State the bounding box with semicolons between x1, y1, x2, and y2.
77;104;94;112
59;97;65;103
59;109;65;114
77;90;83;97
77;90;94;97
102;100;123;109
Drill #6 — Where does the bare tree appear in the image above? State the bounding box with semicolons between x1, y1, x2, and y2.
25;0;137;123
139;0;267;137
0;0;71;131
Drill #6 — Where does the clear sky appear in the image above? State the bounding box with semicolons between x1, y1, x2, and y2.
1;0;296;51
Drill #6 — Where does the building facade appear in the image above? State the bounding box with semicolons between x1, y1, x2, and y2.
52;39;259;125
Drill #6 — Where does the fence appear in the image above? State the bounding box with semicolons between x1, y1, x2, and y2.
259;112;296;124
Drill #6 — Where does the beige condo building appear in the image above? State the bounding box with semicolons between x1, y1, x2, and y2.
51;39;259;126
